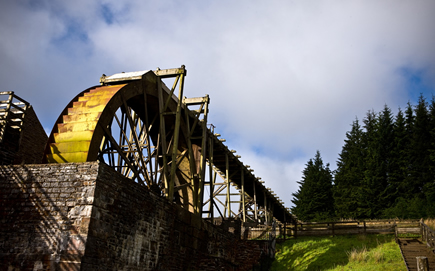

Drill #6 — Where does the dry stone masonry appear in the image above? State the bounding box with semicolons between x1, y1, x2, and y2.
1;162;266;270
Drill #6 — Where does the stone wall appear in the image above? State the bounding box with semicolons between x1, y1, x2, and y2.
0;106;48;165
0;124;20;165
14;106;48;164
0;162;97;270
1;162;266;271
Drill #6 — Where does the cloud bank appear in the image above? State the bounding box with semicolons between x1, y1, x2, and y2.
1;0;435;206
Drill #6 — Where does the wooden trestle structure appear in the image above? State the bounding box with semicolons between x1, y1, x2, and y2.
0;92;29;144
43;66;295;226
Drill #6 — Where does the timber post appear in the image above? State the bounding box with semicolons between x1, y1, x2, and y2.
363;221;366;234
294;221;298;238
332;222;335;237
416;256;429;271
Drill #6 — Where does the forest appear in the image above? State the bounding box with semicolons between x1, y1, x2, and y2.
291;95;435;221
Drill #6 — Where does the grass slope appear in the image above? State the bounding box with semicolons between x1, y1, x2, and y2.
271;234;406;271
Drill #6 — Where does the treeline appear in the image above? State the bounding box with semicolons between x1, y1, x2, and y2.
292;95;435;221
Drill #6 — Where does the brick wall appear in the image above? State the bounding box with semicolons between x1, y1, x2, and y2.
0;163;97;270
0;106;48;165
14;106;48;164
0;162;266;271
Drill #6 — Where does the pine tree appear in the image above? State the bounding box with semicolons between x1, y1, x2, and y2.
401;102;416;200
291;151;334;222
375;105;396;214
413;95;431;196
359;110;379;218
390;108;408;201
424;97;435;217
334;118;365;219
428;96;435;172
334;99;435;219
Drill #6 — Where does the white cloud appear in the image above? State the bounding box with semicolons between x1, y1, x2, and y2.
1;0;435;203
236;147;307;207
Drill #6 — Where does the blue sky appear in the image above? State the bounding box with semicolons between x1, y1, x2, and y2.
1;0;434;207
400;67;434;101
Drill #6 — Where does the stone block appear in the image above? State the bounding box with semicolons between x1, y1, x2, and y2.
1;162;262;271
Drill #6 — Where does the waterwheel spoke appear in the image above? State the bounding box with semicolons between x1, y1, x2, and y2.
111;109;145;184
97;121;144;184
137;117;155;184
154;134;161;186
122;99;151;187
97;102;161;187
141;92;155;184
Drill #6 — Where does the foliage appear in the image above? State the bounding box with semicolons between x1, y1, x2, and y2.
330;95;435;219
271;235;405;271
291;151;334;221
334;119;365;219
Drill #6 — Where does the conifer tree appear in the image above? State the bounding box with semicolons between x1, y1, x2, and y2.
334;98;435;219
428;97;435;171
291;151;334;222
412;95;431;196
390;108;408;200
374;105;396;214
359;110;378;218
425;97;435;216
334;118;365;219
402;102;416;198
382;108;410;218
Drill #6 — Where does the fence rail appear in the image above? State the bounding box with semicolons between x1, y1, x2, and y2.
287;220;420;238
421;221;435;254
245;219;422;240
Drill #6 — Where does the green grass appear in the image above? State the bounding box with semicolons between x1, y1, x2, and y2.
271;234;406;271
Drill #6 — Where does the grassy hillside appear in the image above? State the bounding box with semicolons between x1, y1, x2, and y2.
271;234;406;271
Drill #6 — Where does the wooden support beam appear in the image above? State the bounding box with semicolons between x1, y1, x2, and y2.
168;72;185;202
241;168;246;222
226;153;231;218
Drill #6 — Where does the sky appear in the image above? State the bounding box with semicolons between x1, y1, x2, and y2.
1;0;435;208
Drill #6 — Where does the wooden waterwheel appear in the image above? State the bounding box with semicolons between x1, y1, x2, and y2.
44;67;210;213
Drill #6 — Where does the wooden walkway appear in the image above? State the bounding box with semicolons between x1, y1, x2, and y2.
398;238;435;271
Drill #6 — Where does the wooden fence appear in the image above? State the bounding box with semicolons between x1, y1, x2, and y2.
288;219;421;238
420;221;435;254
245;219;422;240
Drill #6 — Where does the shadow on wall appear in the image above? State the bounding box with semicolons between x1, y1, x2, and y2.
0;163;96;270
0;162;271;271
0;106;48;165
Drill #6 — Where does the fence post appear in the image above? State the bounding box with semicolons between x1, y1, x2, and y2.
422;224;425;244
294;221;298;239
420;219;423;239
416;256;429;271
284;221;286;241
332;222;335;237
363;221;366;234
424;225;428;245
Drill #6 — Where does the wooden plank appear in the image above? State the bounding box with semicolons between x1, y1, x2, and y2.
10;94;29;105
154;67;186;78
183;97;206;105
100;70;151;84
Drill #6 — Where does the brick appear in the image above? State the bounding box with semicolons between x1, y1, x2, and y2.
1;162;263;271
